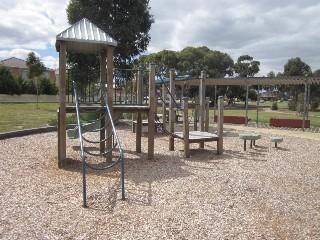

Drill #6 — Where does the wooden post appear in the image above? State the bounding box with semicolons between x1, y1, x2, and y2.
169;69;175;151
136;67;143;153
183;97;190;158
58;41;67;168
217;96;224;155
162;83;167;130
194;96;199;131
100;50;106;154
147;63;155;159
106;46;115;161
199;71;206;148
205;97;210;132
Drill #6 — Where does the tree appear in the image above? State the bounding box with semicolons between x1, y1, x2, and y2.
234;55;260;77
135;46;234;99
284;57;312;76
231;55;260;105
0;66;21;95
280;57;312;104
26;52;46;109
66;0;154;68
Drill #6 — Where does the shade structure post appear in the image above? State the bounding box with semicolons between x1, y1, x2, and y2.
302;81;308;131
245;84;249;126
256;85;260;127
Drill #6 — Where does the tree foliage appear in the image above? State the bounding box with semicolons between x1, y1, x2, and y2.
279;57;312;102
38;77;59;95
283;57;312;76
135;46;234;78
234;55;260;77
0;66;21;95
66;0;154;68
26;52;46;80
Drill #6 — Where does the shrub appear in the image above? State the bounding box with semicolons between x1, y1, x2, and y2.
288;100;297;111
0;66;21;95
297;103;305;116
38;77;58;95
271;102;278;110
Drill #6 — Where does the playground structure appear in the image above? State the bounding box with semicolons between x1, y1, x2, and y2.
56;18;225;166
157;74;320;130
55;18;320;207
156;69;224;157
55;18;224;206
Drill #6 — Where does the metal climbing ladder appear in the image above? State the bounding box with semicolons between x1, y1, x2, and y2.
73;81;125;207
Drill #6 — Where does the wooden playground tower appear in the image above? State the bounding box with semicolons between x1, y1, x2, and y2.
56;18;156;167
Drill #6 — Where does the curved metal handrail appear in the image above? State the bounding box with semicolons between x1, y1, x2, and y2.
73;81;125;207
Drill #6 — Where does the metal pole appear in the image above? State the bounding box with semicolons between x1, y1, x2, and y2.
307;84;310;119
302;82;308;131
214;86;217;117
256;85;260;127
245;85;249;126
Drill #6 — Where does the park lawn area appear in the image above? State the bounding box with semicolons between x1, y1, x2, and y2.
1;102;320;133
0;103;59;133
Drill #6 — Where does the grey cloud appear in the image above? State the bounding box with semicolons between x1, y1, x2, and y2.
148;0;320;75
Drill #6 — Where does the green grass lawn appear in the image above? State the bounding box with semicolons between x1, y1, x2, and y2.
1;101;320;133
0;103;59;133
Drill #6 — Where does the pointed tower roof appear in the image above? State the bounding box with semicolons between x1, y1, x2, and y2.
55;18;117;54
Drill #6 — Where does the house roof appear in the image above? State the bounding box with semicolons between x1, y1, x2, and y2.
55;18;117;54
0;57;54;71
0;57;27;69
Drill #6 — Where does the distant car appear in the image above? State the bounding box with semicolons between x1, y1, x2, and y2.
259;99;265;103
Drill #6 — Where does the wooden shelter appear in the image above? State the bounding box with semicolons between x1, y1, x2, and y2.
157;74;320;130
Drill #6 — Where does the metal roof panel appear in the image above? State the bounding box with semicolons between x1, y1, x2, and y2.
56;18;117;53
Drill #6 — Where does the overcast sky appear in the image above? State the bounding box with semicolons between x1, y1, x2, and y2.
1;0;320;76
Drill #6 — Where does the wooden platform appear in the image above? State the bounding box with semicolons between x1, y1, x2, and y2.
173;131;219;143
132;120;162;133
